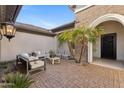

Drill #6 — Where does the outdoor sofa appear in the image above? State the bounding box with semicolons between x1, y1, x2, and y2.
16;53;46;74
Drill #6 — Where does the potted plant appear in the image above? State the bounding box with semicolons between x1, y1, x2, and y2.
49;50;56;58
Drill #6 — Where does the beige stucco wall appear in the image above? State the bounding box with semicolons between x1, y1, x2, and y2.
0;31;56;62
56;40;70;56
93;21;124;61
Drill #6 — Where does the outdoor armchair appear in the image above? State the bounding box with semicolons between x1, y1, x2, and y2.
16;53;46;74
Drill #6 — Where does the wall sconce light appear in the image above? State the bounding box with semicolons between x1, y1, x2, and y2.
1;22;16;41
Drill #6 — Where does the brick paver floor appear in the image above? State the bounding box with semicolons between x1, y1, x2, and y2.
30;60;124;88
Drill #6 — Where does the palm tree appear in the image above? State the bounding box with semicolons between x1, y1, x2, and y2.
57;26;103;64
73;26;103;64
57;30;78;62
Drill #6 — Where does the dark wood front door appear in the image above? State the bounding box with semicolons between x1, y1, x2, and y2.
101;33;116;59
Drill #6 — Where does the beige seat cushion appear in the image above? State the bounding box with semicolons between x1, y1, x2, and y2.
30;60;44;69
28;56;39;61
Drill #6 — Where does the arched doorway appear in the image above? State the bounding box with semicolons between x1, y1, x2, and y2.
88;14;124;69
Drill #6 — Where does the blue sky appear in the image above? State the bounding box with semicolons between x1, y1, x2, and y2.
16;5;75;29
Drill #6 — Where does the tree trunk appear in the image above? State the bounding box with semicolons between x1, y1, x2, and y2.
67;41;78;63
79;40;87;64
79;40;88;65
79;44;84;63
80;46;87;65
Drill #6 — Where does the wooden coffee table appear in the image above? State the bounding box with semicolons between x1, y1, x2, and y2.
49;57;60;64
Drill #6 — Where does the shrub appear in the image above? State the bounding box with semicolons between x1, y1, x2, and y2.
4;72;34;88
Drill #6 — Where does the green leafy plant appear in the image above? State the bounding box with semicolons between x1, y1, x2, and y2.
57;29;78;62
73;26;103;64
4;72;34;88
49;50;56;58
57;26;103;64
4;65;13;74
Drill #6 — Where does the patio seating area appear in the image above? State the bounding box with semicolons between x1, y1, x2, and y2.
30;59;124;88
15;51;62;74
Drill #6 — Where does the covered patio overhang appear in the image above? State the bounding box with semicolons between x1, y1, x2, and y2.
0;5;22;23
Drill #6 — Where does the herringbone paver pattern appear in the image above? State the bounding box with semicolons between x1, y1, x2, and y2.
30;60;124;88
